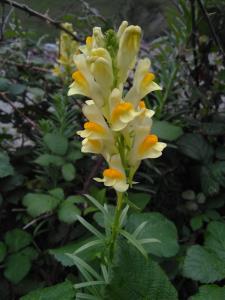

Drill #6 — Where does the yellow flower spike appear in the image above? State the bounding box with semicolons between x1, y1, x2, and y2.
94;154;129;192
84;122;106;134
72;71;88;89
103;168;124;180
117;20;128;39
138;100;155;119
117;25;142;83
86;36;93;48
81;138;103;154
138;100;146;109
138;134;158;155
137;134;167;160
125;58;162;107
141;72;156;88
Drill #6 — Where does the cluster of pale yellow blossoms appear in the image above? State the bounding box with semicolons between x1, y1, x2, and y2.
53;23;79;79
68;21;167;193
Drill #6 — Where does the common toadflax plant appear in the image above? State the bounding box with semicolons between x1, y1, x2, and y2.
68;21;166;194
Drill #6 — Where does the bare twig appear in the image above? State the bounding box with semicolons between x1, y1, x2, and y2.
0;92;38;129
196;0;225;62
0;59;50;73
0;0;83;42
23;213;52;230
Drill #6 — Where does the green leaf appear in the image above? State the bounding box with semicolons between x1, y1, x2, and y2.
104;240;178;300
58;200;81;224
0;151;14;178
8;83;26;95
0;242;7;262
191;285;225;300
20;281;75;300
205;221;225;260
128;192;150;211
49;237;102;266
152;120;183;141
126;213;179;257
183;245;225;283
35;154;65;167
4;229;32;252
44;133;68;155
0;78;11;91
177;133;213;162
191;215;203;231
4;253;31;284
23;193;61;217
48;188;64;201
62;163;76;181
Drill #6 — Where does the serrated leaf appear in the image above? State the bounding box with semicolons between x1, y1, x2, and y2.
0;151;14;178
104;240;178;300
183;245;225;283
23;193;61;217
126;213;179;257
191;285;225;300
152;120;183;141
44;133;68;155
4;229;32;252
62;163;76;181
205;221;225;260
177;133;213;162
4;253;31;284
58;201;80;224
20;281;75;300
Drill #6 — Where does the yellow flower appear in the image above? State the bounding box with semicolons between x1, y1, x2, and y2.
125;58;162;107
77;100;112;139
81;138;103;154
94;154;129;192
109;89;140;131
68;54;105;108
117;25;142;83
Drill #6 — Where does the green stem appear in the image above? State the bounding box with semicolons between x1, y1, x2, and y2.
109;192;123;261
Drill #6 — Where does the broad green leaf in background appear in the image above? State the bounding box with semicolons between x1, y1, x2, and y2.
104;241;178;300
201;122;225;136
58;198;81;224
152;120;183;141
126;212;179;257
35;154;65;167
128;192;151;211
4;229;32;252
23;193;61;217
43;133;68;155
20;281;75;300
177;133;213;162
0;78;11;91
4;253;31;284
201;162;225;196
0;151;14;178
8;83;26;95
191;285;225;300
62;163;76;181
183;221;225;283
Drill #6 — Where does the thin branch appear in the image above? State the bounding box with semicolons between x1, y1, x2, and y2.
196;0;225;62
0;59;50;73
0;92;38;129
0;0;83;42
